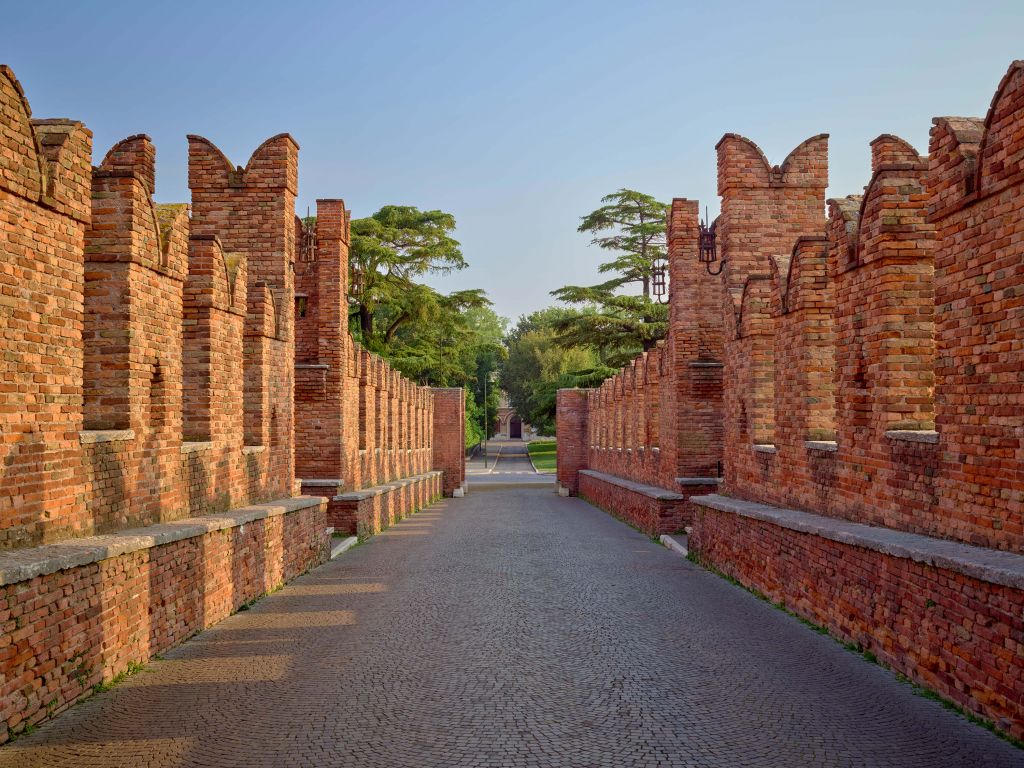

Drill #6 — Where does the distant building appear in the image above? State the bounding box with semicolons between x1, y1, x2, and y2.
496;392;531;440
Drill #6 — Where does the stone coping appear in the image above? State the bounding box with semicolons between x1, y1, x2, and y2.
805;440;838;452
676;477;723;486
301;478;346;487
885;430;940;444
336;471;442;502
752;444;777;454
242;445;266;455
80;429;135;444
579;469;684;501
690;494;1024;591
0;496;328;587
181;441;213;454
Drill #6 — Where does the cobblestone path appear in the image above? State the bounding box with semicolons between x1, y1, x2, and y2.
2;488;1021;767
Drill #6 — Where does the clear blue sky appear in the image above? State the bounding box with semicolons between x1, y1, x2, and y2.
5;1;1021;324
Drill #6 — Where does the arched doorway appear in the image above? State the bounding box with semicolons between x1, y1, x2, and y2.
510;416;522;439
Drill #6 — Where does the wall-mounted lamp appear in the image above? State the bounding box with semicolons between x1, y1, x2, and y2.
698;209;723;276
651;258;668;304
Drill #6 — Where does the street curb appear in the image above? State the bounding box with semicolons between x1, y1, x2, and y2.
660;534;688;558
330;536;359;559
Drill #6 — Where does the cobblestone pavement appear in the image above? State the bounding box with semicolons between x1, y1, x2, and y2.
2;488;1022;767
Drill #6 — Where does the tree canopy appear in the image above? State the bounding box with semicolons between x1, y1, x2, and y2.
344;205;505;450
349;206;470;346
549;189;670;361
497;189;671;433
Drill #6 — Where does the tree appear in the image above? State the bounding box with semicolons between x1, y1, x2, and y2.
349;206;466;344
498;310;610;435
338;203;509;451
550;189;670;359
574;189;669;298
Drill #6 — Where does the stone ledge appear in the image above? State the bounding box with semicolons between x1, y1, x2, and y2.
242;445;265;455
301;478;346;487
805;440;838;452
80;429;135;444
579;470;684;501
336;471;442;502
181;441;213;454
0;496;328;587
690;494;1024;590
295;363;330;370
676;477;723;486
885;430;940;444
752;444;777;454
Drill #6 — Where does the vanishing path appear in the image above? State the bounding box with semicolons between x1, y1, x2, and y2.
466;438;555;488
2;487;1021;767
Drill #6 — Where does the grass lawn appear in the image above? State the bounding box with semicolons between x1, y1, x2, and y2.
527;440;557;473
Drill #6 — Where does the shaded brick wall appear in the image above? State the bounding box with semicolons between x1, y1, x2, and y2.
689;503;1023;739
432;388;465;496
929;62;1024;550
556;66;1024;736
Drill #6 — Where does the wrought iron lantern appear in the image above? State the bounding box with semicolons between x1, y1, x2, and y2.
350;265;363;299
300;211;317;263
698;209;723;275
651;258;668;304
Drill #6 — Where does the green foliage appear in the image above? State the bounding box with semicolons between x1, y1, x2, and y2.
349;206;469;346
340;205;506;452
499;310;613;434
550;189;670;359
576;189;669;293
526;440;556;473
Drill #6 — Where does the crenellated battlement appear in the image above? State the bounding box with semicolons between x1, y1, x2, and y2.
557;60;1024;738
0;65;465;739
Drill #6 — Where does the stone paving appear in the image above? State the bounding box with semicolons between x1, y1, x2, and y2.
1;488;1022;767
467;440;555;488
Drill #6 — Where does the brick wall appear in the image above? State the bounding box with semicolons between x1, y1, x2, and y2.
294;199;459;531
555;388;589;494
555;59;1024;735
0;64;464;738
689;502;1023;738
0;67;91;550
929;62;1024;550
432;388;466;496
188;133;298;504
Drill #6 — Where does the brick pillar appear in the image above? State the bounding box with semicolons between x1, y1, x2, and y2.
556;388;590;496
664;198;726;483
832;136;936;523
773;236;833;445
183;235;247;447
188;133;298;503
85;135;189;525
0;66;92;548
431;387;466;496
715;133;828;493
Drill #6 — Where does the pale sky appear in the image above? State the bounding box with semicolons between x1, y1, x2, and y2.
5;0;1021;323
